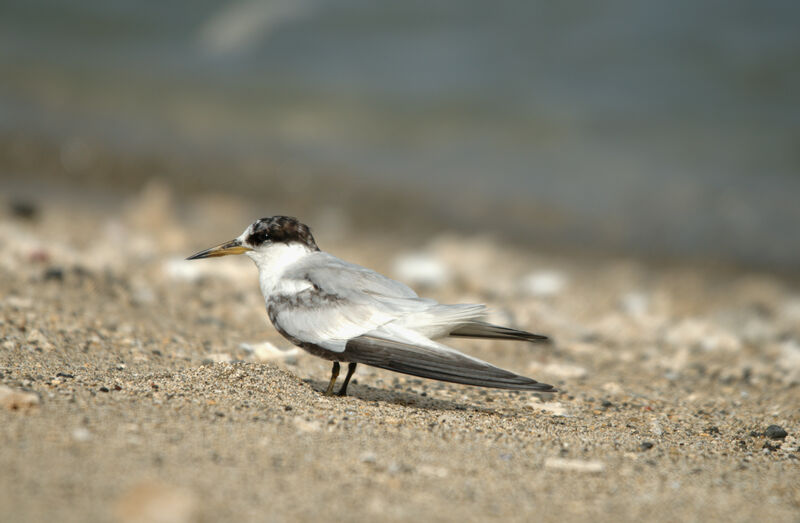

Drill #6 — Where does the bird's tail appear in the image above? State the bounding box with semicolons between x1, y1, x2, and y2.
342;335;556;392
449;321;550;343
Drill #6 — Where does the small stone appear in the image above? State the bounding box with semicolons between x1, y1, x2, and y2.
392;252;451;288
114;481;198;523
0;385;40;411
521;270;567;297
26;329;55;351
436;414;458;424
202;353;232;364
72;427;91;442
10;200;38;220
640;441;655;451
650;420;664;437
388;462;412;475
239;342;299;364
620;292;649;317
765;425;788;440
44;267;65;281
4;296;33;309
544;458;604;473
602;382;623;394
529;401;568;417
529;362;587;380
417;465;449;478
293;416;321;433
359;451;377;464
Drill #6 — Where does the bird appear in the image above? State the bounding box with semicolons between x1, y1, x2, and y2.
187;216;556;397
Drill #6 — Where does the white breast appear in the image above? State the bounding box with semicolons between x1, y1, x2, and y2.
245;242;314;298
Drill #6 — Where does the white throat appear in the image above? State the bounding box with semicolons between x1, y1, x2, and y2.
245;242;313;297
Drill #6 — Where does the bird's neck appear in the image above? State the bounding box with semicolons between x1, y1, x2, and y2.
247;243;314;297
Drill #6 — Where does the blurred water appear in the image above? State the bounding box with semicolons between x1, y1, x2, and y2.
1;0;799;266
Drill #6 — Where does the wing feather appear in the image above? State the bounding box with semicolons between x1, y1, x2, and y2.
342;335;556;391
269;253;435;352
449;322;550;343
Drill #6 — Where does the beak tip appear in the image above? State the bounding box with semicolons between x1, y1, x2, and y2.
185;239;248;261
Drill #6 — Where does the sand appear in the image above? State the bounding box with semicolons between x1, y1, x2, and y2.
1;183;798;522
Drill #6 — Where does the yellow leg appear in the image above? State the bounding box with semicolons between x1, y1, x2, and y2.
324;362;340;396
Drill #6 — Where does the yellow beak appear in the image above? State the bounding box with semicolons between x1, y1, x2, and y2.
186;239;252;260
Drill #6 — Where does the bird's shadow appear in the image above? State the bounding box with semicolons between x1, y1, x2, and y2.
304;379;546;414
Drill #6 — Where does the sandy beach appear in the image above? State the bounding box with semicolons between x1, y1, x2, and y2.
1;180;798;522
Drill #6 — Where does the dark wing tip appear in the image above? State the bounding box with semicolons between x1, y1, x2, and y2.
449;322;552;344
343;335;560;392
528;333;551;343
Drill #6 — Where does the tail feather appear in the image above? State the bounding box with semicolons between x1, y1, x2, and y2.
449;321;550;343
342;335;556;392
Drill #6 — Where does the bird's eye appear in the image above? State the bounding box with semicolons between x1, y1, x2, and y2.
247;229;269;246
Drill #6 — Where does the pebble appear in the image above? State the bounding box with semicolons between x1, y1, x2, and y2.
777;340;800;385
3;295;33;309
114;481;198;523
239;342;299;364
10;200;39;220
202;353;233;364
650;420;664;436
602;382;623;394
359;451;377;464
529;400;568;417
521;270;567;297
544;458;605;473
43;267;65;281
392;252;450;288
528;362;587;380
72;427;91;442
765;425;788;440
417;465;449;478
619;292;650;317
26;329;55;352
0;385;40;411
293;416;321;433
664;319;741;352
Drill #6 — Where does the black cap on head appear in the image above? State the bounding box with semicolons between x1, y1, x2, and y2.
246;216;319;250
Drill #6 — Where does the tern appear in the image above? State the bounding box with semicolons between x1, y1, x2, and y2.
187;216;555;396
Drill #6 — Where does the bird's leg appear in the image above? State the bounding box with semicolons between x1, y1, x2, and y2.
324;362;340;396
337;363;357;396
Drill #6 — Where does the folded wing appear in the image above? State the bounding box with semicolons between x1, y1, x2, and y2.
269;253;437;352
342;335;556;391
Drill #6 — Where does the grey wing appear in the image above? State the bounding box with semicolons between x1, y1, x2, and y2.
342;335;557;391
269;254;438;352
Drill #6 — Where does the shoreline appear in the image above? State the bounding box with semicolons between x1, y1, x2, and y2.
3;130;800;275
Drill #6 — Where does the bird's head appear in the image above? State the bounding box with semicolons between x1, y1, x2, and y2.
186;216;319;261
